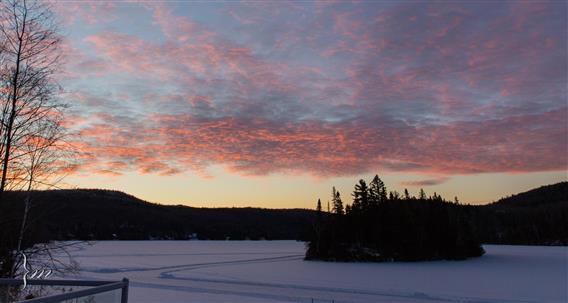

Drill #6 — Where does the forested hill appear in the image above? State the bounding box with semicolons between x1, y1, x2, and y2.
474;181;568;245
491;182;567;207
2;189;315;241
2;182;567;245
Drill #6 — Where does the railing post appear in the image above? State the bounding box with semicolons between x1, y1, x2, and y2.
121;278;129;303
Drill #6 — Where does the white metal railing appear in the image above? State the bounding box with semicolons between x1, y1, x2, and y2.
0;278;129;303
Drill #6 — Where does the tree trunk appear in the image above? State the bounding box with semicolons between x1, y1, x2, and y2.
0;15;24;203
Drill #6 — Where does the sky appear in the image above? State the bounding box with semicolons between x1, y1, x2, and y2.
50;0;567;208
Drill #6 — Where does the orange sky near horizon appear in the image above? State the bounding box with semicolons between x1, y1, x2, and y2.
65;167;567;209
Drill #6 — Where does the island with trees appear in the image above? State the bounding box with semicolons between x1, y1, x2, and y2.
306;175;485;262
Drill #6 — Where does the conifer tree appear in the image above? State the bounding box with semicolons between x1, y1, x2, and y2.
390;191;400;200
419;188;426;200
332;187;344;215
369;174;386;207
313;199;323;256
306;177;485;262
352;179;369;212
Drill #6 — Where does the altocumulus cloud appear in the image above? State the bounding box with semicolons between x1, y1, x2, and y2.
57;1;566;178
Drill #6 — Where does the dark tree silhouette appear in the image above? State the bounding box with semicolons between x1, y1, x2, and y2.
369;174;386;208
404;188;410;200
351;179;369;213
0;182;563;260
332;187;344;215
306;175;486;262
419;188;426;200
0;0;72;280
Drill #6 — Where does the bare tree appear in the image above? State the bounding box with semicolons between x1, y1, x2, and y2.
0;0;69;279
14;116;69;259
0;0;63;201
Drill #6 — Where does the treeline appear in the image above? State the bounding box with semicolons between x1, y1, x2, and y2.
306;175;485;262
0;189;314;243
1;182;565;250
473;182;568;245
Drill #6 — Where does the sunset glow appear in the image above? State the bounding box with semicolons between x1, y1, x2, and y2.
56;1;567;207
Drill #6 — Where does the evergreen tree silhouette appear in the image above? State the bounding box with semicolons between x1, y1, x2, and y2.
390;190;400;200
313;198;323;256
352;179;369;212
369;175;386;208
419;188;427;200
306;174;486;262
332;187;344;215
345;204;352;215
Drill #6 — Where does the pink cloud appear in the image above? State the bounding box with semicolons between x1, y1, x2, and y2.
70;107;566;178
58;1;566;179
51;1;118;26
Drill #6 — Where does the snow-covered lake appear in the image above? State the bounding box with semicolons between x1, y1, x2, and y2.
61;241;567;303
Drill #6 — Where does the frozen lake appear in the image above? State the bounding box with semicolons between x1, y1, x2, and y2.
61;241;567;303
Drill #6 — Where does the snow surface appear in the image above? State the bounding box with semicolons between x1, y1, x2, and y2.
59;241;567;303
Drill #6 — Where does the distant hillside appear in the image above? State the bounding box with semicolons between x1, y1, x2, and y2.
491;182;568;207
474;182;568;245
1;182;567;246
2;189;315;242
